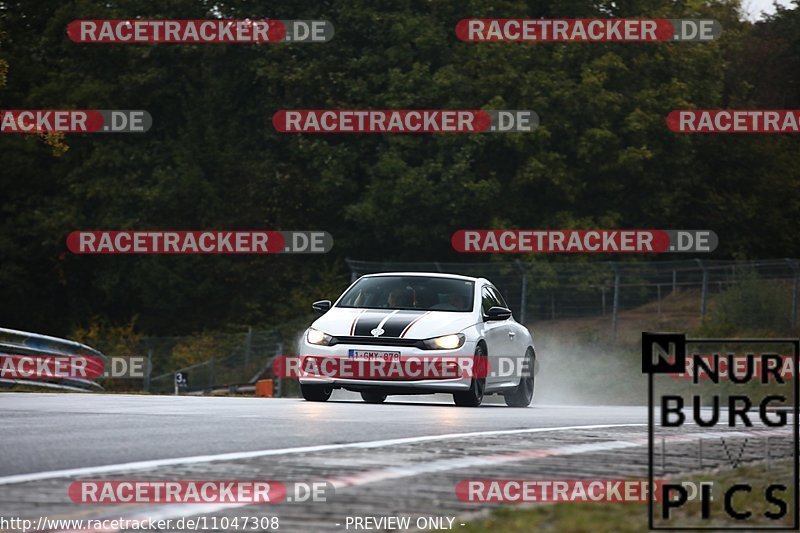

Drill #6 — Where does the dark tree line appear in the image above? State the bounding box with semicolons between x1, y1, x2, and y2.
1;0;799;336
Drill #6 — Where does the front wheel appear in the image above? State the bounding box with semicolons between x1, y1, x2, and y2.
360;391;387;404
453;344;487;407
504;348;535;407
300;383;333;402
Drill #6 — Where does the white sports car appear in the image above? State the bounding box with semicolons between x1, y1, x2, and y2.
298;272;536;407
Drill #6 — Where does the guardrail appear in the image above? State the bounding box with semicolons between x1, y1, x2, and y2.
0;328;107;391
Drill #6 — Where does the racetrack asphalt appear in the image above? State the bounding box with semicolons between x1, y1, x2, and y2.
0;393;792;532
0;392;647;477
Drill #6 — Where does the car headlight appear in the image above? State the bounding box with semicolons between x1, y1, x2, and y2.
421;333;465;350
306;328;334;346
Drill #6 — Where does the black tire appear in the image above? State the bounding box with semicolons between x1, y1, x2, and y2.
504;348;535;407
300;383;333;402
360;391;387;404
453;344;487;407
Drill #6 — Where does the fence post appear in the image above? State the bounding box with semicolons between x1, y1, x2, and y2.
274;342;284;398
345;258;359;282
602;287;606;316
657;284;662;317
672;270;677;293
610;262;620;341
144;346;152;393
787;259;798;329
696;259;708;323
515;260;527;324
244;327;253;381
209;358;215;390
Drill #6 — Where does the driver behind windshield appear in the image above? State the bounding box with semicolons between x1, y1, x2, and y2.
387;288;412;308
447;292;467;309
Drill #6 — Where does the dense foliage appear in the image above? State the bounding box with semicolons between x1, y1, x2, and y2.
1;0;799;336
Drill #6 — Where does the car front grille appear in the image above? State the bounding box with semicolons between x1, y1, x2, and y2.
329;336;422;348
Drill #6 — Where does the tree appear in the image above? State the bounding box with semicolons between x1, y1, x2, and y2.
0;0;798;336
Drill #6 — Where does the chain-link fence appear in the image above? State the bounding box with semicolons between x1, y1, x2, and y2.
112;259;799;395
142;320;308;395
346;258;800;338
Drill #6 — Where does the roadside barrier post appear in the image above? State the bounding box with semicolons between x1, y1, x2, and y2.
516;260;528;324
610;262;620;341
695;259;708;322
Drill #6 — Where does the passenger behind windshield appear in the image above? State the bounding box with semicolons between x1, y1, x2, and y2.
338;276;474;312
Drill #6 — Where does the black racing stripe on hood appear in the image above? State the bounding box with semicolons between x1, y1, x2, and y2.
352;311;388;336
379;311;426;338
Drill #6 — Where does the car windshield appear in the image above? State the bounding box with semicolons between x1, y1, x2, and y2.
337;276;475;312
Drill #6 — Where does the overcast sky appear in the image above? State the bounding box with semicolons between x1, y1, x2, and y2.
742;0;795;20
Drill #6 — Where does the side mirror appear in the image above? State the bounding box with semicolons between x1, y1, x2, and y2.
312;300;332;314
485;306;512;321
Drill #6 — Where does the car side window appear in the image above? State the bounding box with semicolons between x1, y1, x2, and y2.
481;287;496;315
489;286;508;308
481;285;505;315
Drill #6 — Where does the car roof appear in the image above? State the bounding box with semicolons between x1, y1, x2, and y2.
360;272;484;283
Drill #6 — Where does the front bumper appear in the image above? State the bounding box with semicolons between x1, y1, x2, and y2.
298;338;476;392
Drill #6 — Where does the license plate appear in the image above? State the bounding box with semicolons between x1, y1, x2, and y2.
348;350;400;360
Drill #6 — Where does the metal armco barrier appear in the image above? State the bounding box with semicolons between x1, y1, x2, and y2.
0;328;107;390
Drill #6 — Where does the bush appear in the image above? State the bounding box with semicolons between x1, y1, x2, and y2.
701;271;792;336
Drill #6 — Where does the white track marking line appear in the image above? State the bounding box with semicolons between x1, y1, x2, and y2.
328;440;642;489
328;427;791;489
52;426;791;532
89;437;649;528
0;423;646;486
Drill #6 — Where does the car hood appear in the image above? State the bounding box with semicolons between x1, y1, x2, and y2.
311;307;478;339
